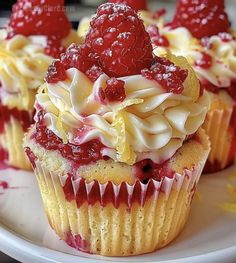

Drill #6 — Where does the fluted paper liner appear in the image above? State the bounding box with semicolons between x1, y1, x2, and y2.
33;158;204;256
203;103;236;173
0;108;33;170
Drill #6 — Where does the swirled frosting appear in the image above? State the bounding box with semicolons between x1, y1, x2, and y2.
0;30;80;110
36;57;209;165
153;26;236;88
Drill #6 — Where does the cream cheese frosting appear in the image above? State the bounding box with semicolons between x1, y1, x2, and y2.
0;30;80;111
153;26;236;88
36;55;209;165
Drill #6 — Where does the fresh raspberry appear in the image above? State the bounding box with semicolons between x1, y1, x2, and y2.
141;56;188;94
172;0;230;39
85;3;153;78
45;60;67;83
7;0;71;39
109;0;147;12
60;44;97;73
147;25;169;47
104;78;126;102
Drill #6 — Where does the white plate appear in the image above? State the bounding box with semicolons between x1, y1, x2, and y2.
0;166;236;263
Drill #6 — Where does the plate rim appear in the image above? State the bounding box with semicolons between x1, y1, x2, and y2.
1;223;236;263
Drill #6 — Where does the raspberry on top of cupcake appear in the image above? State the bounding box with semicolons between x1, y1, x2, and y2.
29;3;209;184
149;0;236;97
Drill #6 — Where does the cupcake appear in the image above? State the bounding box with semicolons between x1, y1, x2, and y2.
24;3;210;256
147;0;236;173
0;0;80;169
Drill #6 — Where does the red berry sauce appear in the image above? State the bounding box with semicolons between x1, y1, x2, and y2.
134;159;174;183
195;52;212;69
25;147;37;169
0;103;34;133
31;112;105;167
0;181;8;190
66;231;90;253
141;56;188;94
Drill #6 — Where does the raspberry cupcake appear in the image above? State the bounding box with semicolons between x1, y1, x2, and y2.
149;0;236;173
0;0;80;169
24;3;210;256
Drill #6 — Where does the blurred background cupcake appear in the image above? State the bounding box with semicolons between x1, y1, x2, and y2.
24;3;210;256
145;0;236;173
0;0;80;169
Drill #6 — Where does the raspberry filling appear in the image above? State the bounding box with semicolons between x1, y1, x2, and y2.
6;0;72;58
0;103;34;133
31;112;105;167
141;57;188;94
134;159;174;183
172;0;230;39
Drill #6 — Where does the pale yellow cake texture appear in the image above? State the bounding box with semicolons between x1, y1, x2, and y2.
203;90;235;170
24;128;210;256
1;116;31;170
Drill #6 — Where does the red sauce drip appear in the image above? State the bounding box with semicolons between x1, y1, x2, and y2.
133;159;174;183
0;103;33;133
25;147;37;169
63;174;75;202
0;181;8;189
65;231;90;253
203;81;236;101
195;52;212;69
0;148;8;163
32;112;105;167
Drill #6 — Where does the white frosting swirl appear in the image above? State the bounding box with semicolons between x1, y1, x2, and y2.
0;34;53;110
0;30;80;110
37;62;209;165
154;27;236;88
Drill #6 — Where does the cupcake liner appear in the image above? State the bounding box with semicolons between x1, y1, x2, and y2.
0;106;33;169
33;158;204;256
203;103;236;173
